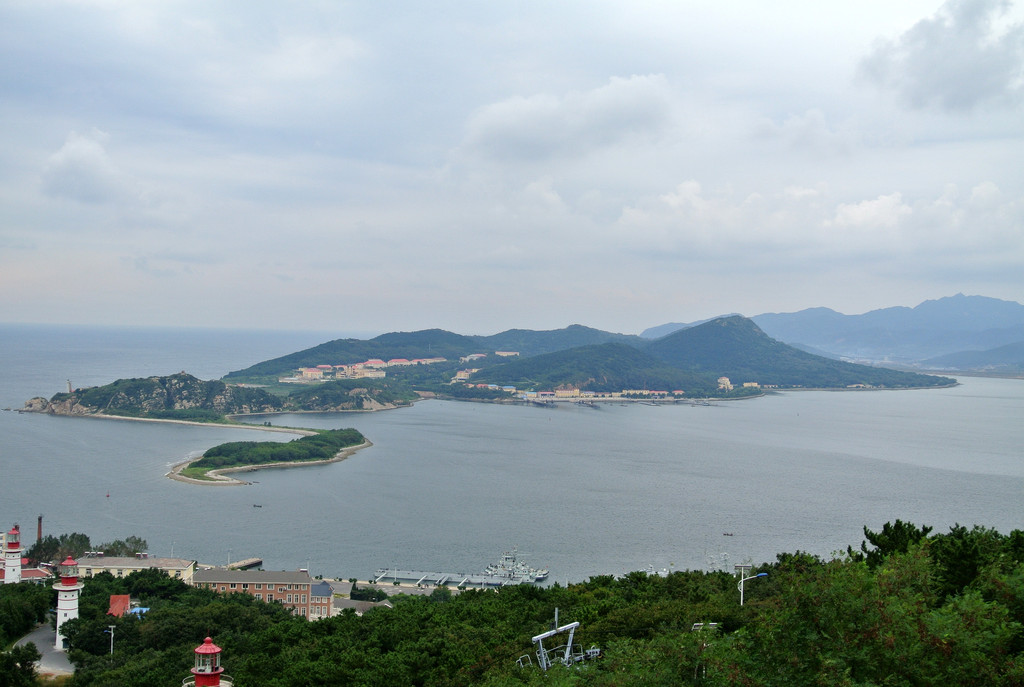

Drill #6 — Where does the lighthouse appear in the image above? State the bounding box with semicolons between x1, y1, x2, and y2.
53;556;84;650
183;637;234;687
4;524;22;584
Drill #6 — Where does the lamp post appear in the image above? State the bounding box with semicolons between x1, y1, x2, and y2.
105;625;115;654
737;572;767;606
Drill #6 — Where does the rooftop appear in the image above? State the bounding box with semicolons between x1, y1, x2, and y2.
193;568;313;584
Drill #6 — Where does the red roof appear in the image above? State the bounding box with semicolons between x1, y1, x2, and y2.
108;594;131;616
0;567;52;581
195;637;222;655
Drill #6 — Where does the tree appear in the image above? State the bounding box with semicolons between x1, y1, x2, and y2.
97;536;148;558
930;524;1005;598
0;583;52;644
0;644;41;687
25;532;92;564
850;519;933;569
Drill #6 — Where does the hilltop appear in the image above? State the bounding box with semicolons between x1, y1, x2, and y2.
644;294;1024;371
24;372;284;420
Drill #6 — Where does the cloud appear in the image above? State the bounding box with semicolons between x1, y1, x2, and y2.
459;74;675;163
754;109;853;156
860;0;1024;110
40;130;133;204
831;192;913;229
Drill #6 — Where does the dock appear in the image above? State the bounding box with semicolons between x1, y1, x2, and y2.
227;557;263;570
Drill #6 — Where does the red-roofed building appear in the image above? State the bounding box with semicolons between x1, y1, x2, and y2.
0;558;53;584
108;594;131;617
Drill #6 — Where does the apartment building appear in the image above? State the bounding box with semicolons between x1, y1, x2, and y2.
79;554;197;583
192;569;314;617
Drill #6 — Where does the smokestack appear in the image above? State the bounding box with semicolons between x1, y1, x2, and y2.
37;515;42;543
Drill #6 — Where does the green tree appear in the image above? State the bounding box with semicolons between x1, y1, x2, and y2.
25;532;92;564
850;519;933;569
930;524;1006;598
0;583;52;644
0;643;41;687
97;535;148;558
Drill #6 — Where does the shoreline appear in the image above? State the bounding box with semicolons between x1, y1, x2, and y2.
20;408;322;435
19;409;373;487
166;439;373;486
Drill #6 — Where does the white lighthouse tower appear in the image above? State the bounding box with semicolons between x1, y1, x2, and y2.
53;556;84;650
4;524;22;584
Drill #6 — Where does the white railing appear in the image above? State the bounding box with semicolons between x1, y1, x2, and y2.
182;675;233;686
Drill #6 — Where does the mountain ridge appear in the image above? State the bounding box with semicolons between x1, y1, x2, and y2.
641;294;1024;369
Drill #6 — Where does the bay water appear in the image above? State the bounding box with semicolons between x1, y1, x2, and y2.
1;324;1022;584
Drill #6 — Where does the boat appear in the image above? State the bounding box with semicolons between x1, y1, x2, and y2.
375;548;548;587
484;548;549;582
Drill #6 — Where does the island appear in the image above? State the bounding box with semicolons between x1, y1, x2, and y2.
167;427;370;486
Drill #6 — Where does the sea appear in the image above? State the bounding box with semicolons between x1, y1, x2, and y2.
1;323;1022;584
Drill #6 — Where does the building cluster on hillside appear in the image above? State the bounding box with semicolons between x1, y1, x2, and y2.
717;377;762;391
281;356;448;383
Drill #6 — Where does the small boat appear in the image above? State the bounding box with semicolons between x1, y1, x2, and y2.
253;504;263;508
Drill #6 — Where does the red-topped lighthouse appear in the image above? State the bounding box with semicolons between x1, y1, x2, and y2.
4;525;22;584
53;556;84;650
183;637;233;687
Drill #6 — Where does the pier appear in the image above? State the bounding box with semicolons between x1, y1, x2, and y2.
227;557;262;570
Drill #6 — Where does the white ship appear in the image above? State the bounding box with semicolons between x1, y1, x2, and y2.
375;548;548;587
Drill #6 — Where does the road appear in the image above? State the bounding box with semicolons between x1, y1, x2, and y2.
14;622;74;677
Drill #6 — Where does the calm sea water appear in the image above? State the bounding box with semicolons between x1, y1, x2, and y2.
1;324;1022;583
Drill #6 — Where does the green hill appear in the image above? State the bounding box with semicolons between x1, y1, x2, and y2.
645;316;953;388
224;329;479;380
225;326;642;381
220;317;953;393
479;324;643;357
31;372;284;419
473;342;716;393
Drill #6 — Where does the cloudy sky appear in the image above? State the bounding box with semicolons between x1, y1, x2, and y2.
1;0;1022;335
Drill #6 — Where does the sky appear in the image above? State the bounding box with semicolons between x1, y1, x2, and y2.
1;0;1022;336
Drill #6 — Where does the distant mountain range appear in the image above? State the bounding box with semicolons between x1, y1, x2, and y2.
642;294;1024;374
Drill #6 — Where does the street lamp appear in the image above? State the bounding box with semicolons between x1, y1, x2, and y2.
737;572;767;606
105;625;116;654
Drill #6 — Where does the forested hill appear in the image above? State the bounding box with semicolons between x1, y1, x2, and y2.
25;372;283;419
644;316;950;388
471;342;718;393
225;316;953;391
224;329;479;379
223;325;642;380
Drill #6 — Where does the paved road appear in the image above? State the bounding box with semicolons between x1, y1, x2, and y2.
15;622;74;677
